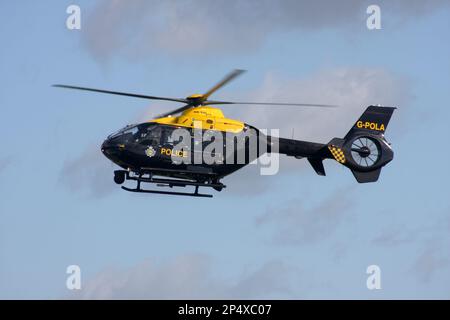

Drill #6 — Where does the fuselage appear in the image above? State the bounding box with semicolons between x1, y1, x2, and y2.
101;106;330;181
101;106;266;180
101;122;272;180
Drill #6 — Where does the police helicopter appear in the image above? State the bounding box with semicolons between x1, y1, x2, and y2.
54;70;395;197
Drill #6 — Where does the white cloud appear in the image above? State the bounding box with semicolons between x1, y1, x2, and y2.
227;67;410;142
83;0;449;60
255;187;354;245
69;254;294;299
373;209;450;283
59;144;117;198
412;241;450;283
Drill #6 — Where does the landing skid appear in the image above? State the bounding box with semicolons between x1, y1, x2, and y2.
121;186;213;198
115;170;225;198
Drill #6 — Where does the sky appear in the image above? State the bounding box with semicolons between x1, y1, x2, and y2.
0;0;450;299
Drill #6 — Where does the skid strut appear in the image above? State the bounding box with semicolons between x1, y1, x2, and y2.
115;170;225;198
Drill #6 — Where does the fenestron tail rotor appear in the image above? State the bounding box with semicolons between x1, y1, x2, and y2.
53;69;338;118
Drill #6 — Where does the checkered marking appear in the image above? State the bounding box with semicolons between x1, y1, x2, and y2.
328;145;346;164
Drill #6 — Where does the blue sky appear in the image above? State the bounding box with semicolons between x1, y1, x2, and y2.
1;0;450;299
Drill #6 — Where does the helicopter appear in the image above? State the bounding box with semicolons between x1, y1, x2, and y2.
54;70;396;198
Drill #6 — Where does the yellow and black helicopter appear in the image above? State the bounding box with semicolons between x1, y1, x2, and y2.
54;70;395;197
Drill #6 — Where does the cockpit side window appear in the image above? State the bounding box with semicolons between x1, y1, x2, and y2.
138;125;161;146
133;124;183;145
123;126;139;136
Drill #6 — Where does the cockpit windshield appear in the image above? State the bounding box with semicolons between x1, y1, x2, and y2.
108;124;139;139
108;123;180;145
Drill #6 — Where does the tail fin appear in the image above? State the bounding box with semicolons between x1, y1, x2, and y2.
328;105;396;183
345;105;395;138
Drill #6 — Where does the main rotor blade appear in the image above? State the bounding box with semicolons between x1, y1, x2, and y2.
154;104;193;118
53;84;188;103
204;100;338;108
202;69;246;100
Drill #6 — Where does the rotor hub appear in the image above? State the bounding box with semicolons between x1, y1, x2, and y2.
357;146;371;158
185;94;205;106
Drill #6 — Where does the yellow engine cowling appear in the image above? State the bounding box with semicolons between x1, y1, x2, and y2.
151;106;244;133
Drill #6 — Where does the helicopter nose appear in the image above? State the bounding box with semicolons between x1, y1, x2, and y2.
101;138;111;152
101;139;112;158
101;139;125;158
